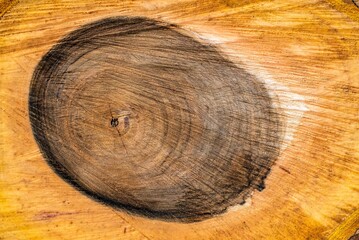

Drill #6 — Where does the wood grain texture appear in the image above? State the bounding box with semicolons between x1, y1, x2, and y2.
29;16;282;222
1;0;358;239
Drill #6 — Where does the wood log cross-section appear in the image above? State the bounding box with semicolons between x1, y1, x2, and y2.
0;0;358;239
29;16;282;222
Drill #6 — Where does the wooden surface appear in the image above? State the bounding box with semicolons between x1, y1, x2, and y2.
28;16;283;222
1;0;359;239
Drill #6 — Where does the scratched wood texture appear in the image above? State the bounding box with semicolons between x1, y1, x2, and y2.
0;0;358;239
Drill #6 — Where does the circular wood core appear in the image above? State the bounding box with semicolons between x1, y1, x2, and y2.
29;17;282;222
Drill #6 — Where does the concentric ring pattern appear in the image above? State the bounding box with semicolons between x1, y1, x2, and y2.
29;17;282;222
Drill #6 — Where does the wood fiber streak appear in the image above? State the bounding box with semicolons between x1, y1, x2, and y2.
29;17;282;222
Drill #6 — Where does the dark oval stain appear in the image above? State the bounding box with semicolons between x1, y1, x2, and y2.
29;16;282;222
